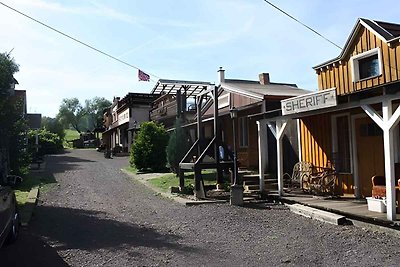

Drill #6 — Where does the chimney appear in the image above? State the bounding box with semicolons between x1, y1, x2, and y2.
218;67;225;84
259;73;270;85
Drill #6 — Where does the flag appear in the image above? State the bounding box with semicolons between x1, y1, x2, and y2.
138;69;150;81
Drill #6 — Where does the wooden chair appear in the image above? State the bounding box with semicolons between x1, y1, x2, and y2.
308;167;338;195
283;161;313;191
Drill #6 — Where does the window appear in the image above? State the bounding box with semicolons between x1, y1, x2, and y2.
359;54;379;80
218;93;230;109
239;117;248;147
351;48;382;82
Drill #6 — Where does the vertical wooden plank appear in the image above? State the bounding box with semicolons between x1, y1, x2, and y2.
389;45;397;81
361;29;368;89
361;27;368;53
302;120;307;162
396;44;400;78
326;114;332;167
330;68;335;89
321;70;326;90
370;33;378;87
314;116;321;167
301;120;306;162
319;114;326;167
378;39;386;85
326;69;331;89
338;64;344;95
317;73;323;91
356;35;362;91
366;29;370;50
334;66;340;95
343;62;349;94
309;120;316;166
307;118;313;164
382;42;391;83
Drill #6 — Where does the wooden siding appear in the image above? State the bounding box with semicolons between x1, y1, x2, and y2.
300;114;332;168
317;27;400;95
300;114;354;194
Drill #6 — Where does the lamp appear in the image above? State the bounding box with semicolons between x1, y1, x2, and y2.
229;107;243;205
230;107;238;119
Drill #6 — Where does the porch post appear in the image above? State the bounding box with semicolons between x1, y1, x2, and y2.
267;119;288;196
257;120;268;192
362;99;400;221
382;100;396;221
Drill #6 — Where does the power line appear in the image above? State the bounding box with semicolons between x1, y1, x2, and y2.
0;1;160;81
262;0;343;50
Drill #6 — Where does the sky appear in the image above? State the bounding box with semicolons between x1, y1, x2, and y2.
1;0;399;117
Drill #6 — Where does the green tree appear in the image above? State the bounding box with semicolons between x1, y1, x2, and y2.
0;52;30;176
130;122;169;171
56;98;86;133
41;116;66;141
84;97;111;130
166;118;191;174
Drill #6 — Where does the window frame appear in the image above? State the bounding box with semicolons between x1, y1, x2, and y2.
331;113;353;174
350;47;382;82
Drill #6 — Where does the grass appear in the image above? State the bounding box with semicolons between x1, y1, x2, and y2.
64;129;80;148
14;173;57;206
65;129;80;141
124;166;137;174
148;170;218;193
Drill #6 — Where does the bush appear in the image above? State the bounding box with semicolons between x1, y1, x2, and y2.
130;122;168;171
41;116;66;141
28;128;63;156
166;118;191;173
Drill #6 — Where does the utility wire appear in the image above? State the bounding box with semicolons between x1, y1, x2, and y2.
0;1;160;81
262;0;342;50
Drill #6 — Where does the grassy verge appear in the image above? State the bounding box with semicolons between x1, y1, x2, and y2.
14;173;57;206
64;129;80;148
124;166;137;174
148;170;218;193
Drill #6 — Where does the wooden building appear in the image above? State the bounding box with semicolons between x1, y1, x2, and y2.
102;93;159;153
202;69;309;177
150;79;211;130
260;18;400;221
176;69;308;197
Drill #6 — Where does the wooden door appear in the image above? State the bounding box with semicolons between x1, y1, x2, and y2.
355;117;384;197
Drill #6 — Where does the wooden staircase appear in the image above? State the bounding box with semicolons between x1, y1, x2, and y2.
242;172;278;194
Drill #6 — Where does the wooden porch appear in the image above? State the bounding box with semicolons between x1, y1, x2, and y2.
270;192;400;226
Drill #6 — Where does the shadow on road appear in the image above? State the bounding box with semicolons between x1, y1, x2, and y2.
32;205;199;255
0;230;69;267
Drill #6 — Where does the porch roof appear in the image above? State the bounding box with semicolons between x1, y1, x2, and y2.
221;79;310;100
252;85;400;122
150;79;212;97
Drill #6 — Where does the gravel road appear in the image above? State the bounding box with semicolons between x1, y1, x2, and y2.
2;149;400;267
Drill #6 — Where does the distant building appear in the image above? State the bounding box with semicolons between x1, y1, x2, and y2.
102;93;159;153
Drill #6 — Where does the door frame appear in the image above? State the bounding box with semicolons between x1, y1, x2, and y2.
350;111;400;198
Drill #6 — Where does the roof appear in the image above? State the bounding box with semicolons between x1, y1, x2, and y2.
221;79;310;100
117;92;159;112
314;18;400;69
150;79;212;97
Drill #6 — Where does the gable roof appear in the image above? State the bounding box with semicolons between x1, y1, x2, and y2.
313;18;400;69
221;79;310;100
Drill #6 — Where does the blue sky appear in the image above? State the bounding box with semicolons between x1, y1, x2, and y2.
1;0;399;117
